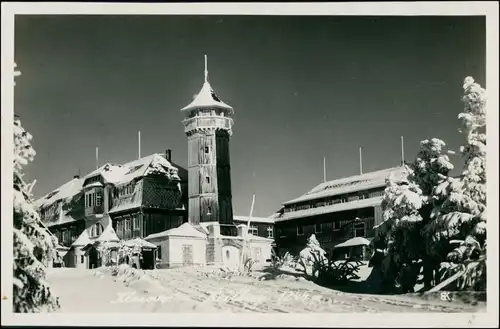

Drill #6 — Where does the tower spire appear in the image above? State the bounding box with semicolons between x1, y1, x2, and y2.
204;54;208;83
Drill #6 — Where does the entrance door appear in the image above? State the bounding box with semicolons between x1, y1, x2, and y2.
182;245;193;266
88;248;99;269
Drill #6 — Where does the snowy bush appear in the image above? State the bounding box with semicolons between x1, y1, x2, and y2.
373;76;488;293
269;250;294;270
13;115;60;312
296;235;362;285
298;234;327;272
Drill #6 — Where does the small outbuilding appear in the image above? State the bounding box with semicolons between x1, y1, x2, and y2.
145;222;207;268
333;236;373;261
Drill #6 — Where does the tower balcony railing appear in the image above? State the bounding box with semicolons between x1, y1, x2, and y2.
182;115;233;133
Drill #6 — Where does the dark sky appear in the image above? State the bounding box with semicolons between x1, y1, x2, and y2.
14;15;485;217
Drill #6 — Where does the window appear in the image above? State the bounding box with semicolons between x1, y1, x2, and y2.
96;191;102;206
117;221;123;239
207;206;212;215
204;146;209;153
267;226;274;238
226;250;230;259
297;225;304;236
333;221;339;231
86;193;95;207
81;255;84;264
315;223;322;233
354;222;365;237
133;217;140;230
249;225;258;236
205;176;210;184
125;219;131;231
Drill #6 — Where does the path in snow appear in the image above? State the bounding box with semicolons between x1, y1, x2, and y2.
45;266;485;313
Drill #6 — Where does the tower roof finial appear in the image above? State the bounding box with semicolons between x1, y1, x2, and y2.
204;54;208;83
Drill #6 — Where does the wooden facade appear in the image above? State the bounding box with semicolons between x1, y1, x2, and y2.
215;130;234;228
183;109;235;232
275;206;377;257
233;219;275;239
39;153;188;248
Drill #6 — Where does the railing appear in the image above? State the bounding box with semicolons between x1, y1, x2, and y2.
183;116;233;133
85;204;104;217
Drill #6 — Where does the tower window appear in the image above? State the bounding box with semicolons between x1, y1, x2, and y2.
205;146;209;153
205;176;210;184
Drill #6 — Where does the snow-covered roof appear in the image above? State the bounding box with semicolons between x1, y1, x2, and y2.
233;215;275;224
333;237;372;249
107;180;143;215
43;200;85;228
36;153;180;218
197;222;217;235
145;222;207;240
180;80;233;114
123;238;157;249
84;182;104;188
96;222;120;242
283;166;407;206
35;177;84;208
72;229;94;247
274;196;384;222
84;154;180;187
246;234;274;242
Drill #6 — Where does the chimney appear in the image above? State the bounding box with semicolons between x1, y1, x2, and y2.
166;149;172;162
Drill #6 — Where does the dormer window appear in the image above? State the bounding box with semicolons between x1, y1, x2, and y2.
89;223;104;238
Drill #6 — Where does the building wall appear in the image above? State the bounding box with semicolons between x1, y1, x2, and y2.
187;133;219;225
64;247;87;269
275;206;375;256
145;236;170;269
51;221;86;248
233;220;274;239
142;177;182;209
215;130;234;227
221;244;240;269
248;240;273;264
168;237;206;267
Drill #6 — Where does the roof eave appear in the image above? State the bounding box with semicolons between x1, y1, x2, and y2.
180;103;233;113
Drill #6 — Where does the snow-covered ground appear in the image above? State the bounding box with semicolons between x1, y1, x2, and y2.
45;266;485;313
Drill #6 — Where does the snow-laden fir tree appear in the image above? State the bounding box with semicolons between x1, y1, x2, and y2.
13;63;60;312
374;138;455;291
373;76;487;292
423;77;487;290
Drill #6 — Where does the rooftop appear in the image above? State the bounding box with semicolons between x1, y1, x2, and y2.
180;55;233;114
275;196;384;222
181;80;233;114
35;153;180;211
283;166;408;206
233;215;275;224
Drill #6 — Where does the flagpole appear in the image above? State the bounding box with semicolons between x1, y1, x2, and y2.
323;156;327;183
359;146;363;175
